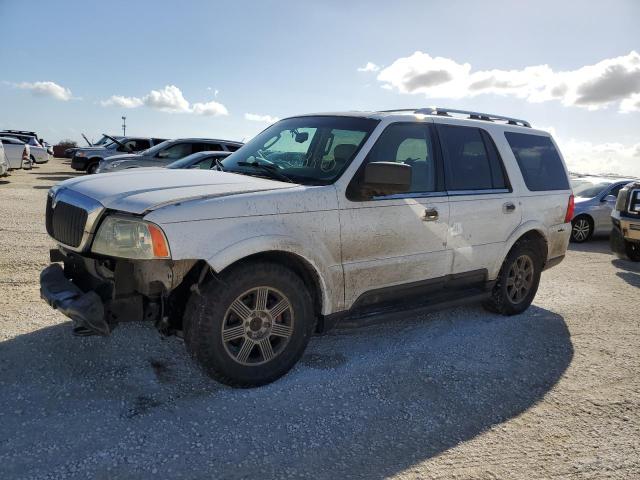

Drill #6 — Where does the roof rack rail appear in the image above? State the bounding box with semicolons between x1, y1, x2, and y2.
414;107;531;128
0;129;38;136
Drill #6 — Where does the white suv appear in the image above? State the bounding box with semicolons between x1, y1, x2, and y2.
41;108;573;387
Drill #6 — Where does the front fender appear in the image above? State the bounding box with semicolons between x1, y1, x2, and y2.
207;234;343;314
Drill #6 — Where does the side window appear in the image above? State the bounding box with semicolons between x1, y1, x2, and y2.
504;132;570;191
608;184;624;198
195;143;222;153
226;144;241;152
361;123;437;193
159;143;193;159
152;138;167;145
195;157;216;169
133;139;150;151
438;125;507;191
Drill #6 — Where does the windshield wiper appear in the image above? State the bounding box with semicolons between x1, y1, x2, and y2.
236;161;295;183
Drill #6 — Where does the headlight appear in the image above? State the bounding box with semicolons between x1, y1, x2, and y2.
92;215;170;259
76;151;86;157
108;162;121;169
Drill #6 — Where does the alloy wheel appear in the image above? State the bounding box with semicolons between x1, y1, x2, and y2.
221;286;294;366
572;218;590;242
506;255;534;303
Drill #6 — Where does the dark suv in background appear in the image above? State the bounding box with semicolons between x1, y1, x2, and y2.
71;136;168;174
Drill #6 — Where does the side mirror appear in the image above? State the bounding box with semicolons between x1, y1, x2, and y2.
361;162;412;198
603;194;617;203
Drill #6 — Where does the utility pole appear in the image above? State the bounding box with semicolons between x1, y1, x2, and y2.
122;116;127;136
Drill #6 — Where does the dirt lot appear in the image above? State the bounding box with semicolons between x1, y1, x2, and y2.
0;160;639;479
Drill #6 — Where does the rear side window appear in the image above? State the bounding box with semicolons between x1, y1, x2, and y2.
505;132;569;191
225;144;241;152
437;125;508;191
194;143;222;153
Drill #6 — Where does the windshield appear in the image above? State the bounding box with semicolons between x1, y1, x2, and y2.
220;116;379;185
94;135;112;146
571;179;611;198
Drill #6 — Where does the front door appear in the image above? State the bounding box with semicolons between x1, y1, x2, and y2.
339;122;451;308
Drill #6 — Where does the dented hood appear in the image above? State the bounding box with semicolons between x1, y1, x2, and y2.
56;168;296;214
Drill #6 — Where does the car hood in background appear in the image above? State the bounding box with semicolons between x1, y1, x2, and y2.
102;153;140;162
55;169;297;214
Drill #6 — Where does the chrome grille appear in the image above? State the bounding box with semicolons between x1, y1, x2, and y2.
46;199;88;247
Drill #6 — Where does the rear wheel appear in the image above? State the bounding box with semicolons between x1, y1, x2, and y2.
571;215;593;243
183;261;314;387
483;239;543;315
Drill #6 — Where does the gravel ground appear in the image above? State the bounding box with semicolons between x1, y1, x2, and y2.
1;160;639;479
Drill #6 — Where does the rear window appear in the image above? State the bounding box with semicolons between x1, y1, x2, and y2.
505;132;569;191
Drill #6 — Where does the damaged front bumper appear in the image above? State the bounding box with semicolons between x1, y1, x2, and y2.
40;248;198;336
40;263;109;336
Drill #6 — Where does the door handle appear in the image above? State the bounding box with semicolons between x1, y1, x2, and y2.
503;202;516;214
423;207;439;221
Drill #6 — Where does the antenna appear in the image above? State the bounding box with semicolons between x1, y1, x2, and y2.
121;116;127;136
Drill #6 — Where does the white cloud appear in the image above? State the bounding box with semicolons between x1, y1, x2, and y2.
620;92;640;113
558;138;640;177
244;113;280;123
99;85;228;116
100;95;143;108
375;51;640;111
142;85;190;112
192;100;228;116
357;62;380;72
14;81;72;101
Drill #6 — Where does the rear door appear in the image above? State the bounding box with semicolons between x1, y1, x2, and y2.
436;122;521;276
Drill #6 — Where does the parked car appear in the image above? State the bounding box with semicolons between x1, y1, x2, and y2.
40;107;572;387
611;181;640;261
0;137;31;170
0;131;49;164
166;151;231;170
569;175;636;242
96;138;242;173
0;142;9;177
71;135;168;174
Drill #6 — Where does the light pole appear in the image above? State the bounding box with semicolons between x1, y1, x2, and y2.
121;116;127;136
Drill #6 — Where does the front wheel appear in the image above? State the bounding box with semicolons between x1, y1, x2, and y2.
626;240;640;262
183;262;314;387
86;162;99;174
571;216;593;243
483;239;543;315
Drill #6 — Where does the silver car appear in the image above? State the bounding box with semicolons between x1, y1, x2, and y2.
570;175;637;242
96;138;242;173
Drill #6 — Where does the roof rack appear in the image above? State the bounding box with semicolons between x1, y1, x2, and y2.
0;129;38;136
413;107;531;128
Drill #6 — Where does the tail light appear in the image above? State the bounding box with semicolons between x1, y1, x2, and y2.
564;194;575;223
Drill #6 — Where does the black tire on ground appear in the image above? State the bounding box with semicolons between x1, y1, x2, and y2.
483;238;543;315
570;215;593;243
625;240;640;262
183;261;315;387
86;162;99;174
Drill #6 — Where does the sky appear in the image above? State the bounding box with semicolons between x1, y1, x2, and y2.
0;0;639;176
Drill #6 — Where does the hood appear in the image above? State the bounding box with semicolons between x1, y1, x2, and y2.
56;168;296;214
102;153;140;162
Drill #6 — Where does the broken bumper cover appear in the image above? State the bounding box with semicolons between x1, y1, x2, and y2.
40;263;110;336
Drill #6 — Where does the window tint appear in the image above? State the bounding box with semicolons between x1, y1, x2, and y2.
609;184;625;198
438;125;507;191
363;123;437;193
194;142;222;153
152;138;167;145
505;132;569;191
226;144;241;152
133;139;151;150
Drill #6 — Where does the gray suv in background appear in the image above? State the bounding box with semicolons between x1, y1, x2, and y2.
72;136;168;174
96;138;243;173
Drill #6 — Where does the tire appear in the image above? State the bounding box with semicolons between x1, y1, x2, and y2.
483;239;543;315
86;162;99;174
21;157;32;170
625;240;640;262
571;215;593;243
183;261;315;387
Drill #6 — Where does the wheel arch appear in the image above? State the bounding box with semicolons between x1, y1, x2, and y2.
493;223;549;279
